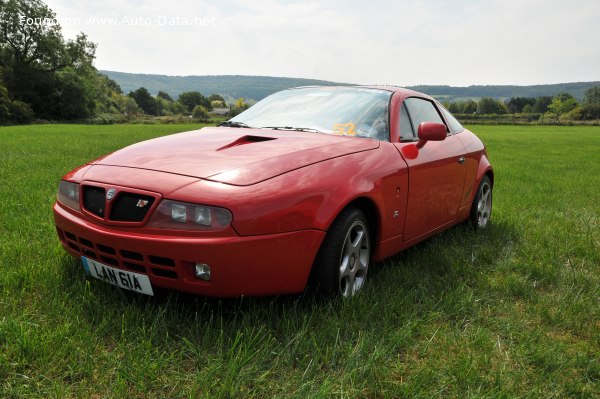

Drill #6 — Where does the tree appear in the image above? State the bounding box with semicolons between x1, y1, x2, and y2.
0;71;34;124
192;105;209;122
477;97;505;114
228;98;249;117
47;67;97;119
583;86;600;105
8;99;34;123
129;87;160;115
179;91;211;112
0;79;10;119
547;94;578;120
169;101;187;115
0;0;88;72
208;93;225;104
157;91;173;102
112;92;140;116
448;102;460;113
506;97;536;113
0;0;118;122
235;98;248;109
0;0;96;74
554;92;575;103
533;96;552;113
462;100;477;114
105;76;122;94
579;86;600;120
211;100;225;108
156;97;171;115
522;104;533;114
92;73;123;114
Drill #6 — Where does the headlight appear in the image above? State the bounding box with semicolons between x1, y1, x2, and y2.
147;200;232;231
57;181;80;211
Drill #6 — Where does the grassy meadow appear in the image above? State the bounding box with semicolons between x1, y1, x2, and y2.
0;124;598;398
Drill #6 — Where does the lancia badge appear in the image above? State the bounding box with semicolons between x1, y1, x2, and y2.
106;188;116;201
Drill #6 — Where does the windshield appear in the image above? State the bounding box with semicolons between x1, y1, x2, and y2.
230;87;391;141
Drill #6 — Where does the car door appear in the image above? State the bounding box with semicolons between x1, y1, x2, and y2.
393;97;466;241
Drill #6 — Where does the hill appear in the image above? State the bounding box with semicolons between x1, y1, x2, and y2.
101;71;599;102
101;71;346;102
409;82;600;102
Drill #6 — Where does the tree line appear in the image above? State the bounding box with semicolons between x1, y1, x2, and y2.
124;87;248;122
443;87;600;123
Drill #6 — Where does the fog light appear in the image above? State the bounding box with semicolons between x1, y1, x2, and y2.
194;263;211;281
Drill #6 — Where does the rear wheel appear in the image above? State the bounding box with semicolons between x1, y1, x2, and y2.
470;175;492;228
309;207;371;297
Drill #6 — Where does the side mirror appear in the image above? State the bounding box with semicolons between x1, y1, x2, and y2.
416;122;447;148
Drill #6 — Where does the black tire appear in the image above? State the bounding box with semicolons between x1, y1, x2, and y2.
469;175;492;228
308;207;371;297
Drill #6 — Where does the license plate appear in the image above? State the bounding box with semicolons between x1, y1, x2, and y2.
82;257;154;296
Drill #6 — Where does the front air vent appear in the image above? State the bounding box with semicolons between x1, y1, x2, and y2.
110;193;155;222
83;186;106;218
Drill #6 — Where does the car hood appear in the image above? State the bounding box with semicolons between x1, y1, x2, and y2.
94;127;379;186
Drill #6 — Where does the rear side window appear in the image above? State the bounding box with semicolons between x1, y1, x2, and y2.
404;98;446;134
439;105;464;134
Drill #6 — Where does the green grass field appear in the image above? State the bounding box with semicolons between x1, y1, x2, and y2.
0;124;598;398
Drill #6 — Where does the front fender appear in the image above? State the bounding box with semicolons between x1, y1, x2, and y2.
227;145;407;239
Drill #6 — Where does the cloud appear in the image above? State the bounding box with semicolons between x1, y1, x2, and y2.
44;0;599;85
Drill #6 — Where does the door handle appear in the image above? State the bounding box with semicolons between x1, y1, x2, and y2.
458;157;465;164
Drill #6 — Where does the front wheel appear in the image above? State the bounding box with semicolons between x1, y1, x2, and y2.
309;207;371;297
470;175;492;228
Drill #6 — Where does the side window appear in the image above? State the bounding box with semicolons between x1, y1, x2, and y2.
439;105;464;134
404;97;446;134
399;102;414;140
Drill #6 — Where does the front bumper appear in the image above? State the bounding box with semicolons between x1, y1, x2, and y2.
53;203;325;297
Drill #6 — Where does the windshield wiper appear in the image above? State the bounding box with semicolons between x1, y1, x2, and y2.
218;121;252;128
261;126;322;133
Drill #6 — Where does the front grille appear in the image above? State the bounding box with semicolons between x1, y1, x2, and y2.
110;193;155;222
82;184;157;223
58;228;179;280
83;186;106;217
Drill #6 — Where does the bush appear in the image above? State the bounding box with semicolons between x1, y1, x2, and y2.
157;115;195;124
580;104;600;120
8;100;34;124
86;113;128;125
192;105;210;122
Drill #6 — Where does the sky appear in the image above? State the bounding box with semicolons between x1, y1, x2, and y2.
42;0;599;86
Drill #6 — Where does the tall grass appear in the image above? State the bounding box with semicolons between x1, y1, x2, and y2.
0;124;598;398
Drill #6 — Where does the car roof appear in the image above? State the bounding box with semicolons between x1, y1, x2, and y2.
288;85;435;101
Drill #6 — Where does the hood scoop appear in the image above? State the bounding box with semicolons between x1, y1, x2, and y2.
217;135;277;151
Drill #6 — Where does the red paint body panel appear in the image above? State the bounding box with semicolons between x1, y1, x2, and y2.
53;86;492;297
54;203;324;296
98;127;379;185
394;135;466;240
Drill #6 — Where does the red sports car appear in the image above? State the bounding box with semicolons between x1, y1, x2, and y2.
53;86;493;298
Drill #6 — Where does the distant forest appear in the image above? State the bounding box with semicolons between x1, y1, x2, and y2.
101;71;345;103
409;83;599;102
103;71;600;103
